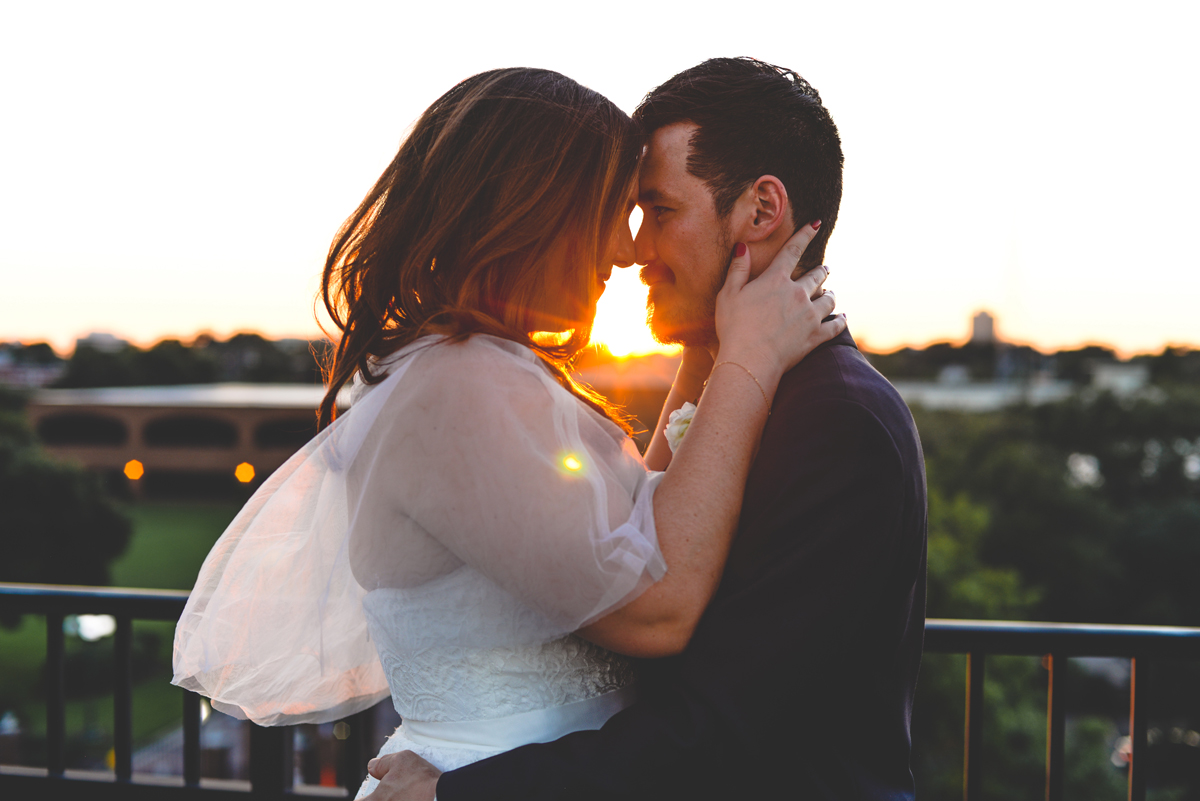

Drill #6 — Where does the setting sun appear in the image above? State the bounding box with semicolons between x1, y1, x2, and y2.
591;208;681;359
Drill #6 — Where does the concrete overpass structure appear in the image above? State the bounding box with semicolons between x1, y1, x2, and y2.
27;384;349;491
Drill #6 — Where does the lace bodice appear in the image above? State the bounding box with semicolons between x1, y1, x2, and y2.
363;588;636;723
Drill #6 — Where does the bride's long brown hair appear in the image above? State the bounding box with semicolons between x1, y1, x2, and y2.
317;68;643;430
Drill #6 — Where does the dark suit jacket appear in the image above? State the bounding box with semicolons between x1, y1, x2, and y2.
438;329;928;800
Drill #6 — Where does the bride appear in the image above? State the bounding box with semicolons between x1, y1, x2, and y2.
172;67;841;796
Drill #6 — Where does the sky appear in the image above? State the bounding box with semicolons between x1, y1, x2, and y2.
1;0;1197;358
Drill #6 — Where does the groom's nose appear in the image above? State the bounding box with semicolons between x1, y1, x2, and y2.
634;220;656;266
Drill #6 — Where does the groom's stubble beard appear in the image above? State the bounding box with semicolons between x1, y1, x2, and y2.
646;226;734;349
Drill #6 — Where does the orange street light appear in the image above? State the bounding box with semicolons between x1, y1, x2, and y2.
123;460;144;480
234;462;256;483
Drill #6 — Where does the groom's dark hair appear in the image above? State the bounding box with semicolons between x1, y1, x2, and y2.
634;57;844;270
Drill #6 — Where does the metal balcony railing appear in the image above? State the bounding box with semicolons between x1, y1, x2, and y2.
0;582;376;798
926;618;1200;801
2;583;1200;800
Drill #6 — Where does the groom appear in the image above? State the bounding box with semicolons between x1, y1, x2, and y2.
368;58;927;800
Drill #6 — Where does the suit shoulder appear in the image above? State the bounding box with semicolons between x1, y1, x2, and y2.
776;344;922;462
780;345;905;415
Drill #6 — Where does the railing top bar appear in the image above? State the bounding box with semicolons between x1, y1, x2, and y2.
926;618;1200;658
927;618;1200;637
3;584;1200;655
0;582;189;620
0;582;191;601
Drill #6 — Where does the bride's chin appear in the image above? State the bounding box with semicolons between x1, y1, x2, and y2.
526;306;595;338
527;319;588;343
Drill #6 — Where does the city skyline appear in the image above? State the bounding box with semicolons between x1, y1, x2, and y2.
2;1;1197;357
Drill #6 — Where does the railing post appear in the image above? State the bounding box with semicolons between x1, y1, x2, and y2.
113;615;133;781
183;691;202;787
963;651;985;801
249;722;293;798
44;612;66;778
343;705;377;795
1045;652;1066;801
1128;657;1148;801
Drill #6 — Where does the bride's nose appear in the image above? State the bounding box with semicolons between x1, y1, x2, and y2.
612;220;635;269
633;216;655;266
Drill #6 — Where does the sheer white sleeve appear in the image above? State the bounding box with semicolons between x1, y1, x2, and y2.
172;335;665;725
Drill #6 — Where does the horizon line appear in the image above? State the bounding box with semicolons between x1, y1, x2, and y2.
3;328;1199;362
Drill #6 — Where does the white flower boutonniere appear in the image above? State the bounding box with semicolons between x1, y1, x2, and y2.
665;401;697;454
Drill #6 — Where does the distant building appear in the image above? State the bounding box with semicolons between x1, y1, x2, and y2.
971;311;996;344
1091;363;1150;396
75;332;130;353
891;379;1074;412
0;342;66;388
0;361;64;388
937;365;970;385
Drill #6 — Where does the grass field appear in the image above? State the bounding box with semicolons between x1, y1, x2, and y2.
0;615;45;712
110;501;242;590
1;500;242;764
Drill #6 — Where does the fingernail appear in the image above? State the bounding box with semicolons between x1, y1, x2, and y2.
822;264;830;274
734;242;747;258
811;220;822;231
368;759;378;770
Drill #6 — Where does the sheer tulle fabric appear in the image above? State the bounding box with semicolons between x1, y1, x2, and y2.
172;335;666;725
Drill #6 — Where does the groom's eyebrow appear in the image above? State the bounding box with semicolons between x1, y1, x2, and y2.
638;188;674;206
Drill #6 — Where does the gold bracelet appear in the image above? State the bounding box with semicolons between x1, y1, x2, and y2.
711;361;771;414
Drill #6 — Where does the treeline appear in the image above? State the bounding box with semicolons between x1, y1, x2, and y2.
8;335;1200;388
867;342;1200;384
48;334;332;388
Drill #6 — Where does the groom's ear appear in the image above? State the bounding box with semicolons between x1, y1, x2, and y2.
738;176;790;243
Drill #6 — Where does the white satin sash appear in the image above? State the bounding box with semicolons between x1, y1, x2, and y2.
399;684;637;753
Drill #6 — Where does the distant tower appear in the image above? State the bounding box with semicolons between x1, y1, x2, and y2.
971;311;996;344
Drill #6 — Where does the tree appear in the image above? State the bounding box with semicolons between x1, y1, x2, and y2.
134;339;219;385
0;388;131;610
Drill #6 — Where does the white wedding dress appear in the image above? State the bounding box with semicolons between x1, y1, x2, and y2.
172;334;667;792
